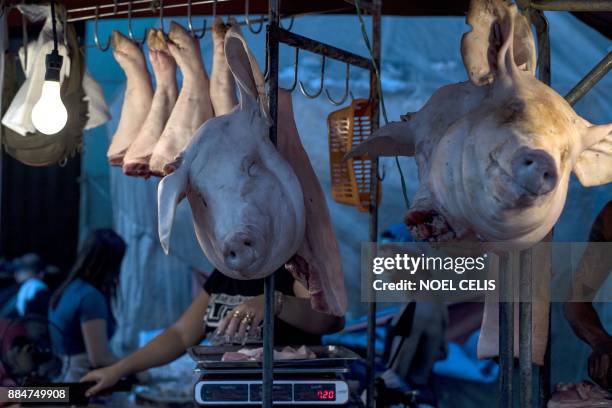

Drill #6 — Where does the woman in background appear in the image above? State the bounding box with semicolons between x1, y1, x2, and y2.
49;229;126;381
82;264;344;396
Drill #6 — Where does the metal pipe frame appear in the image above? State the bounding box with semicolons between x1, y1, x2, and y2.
499;253;514;408
263;1;280;407
366;2;382;407
67;0;232;22
519;249;533;408
565;51;612;106
533;13;552;407
259;1;378;405
276;28;372;70
529;0;612;11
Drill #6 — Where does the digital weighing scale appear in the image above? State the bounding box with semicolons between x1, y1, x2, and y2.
188;345;359;406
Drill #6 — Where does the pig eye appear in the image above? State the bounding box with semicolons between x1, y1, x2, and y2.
199;193;208;208
247;161;260;177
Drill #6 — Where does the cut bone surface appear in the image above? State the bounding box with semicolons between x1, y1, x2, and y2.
107;31;153;166
210;17;238;116
123;29;178;177
149;22;214;176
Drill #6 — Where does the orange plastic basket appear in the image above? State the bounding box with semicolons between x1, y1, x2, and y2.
328;99;381;212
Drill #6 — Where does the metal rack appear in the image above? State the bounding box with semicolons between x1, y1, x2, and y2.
10;0;609;406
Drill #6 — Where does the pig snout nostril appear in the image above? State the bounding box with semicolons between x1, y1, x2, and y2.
511;148;558;196
222;234;257;271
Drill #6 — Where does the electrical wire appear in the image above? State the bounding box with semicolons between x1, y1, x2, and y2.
50;0;58;51
354;0;410;209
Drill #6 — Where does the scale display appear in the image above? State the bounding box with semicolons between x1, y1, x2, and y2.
294;383;336;401
194;380;348;405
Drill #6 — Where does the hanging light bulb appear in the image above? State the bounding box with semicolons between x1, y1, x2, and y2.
31;0;67;135
31;51;67;135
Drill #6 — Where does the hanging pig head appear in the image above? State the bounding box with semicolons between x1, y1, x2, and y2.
157;29;305;279
349;0;612;249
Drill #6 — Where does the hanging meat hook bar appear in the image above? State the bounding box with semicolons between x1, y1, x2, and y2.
66;0;233;22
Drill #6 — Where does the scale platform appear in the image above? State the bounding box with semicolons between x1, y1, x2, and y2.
189;345;359;406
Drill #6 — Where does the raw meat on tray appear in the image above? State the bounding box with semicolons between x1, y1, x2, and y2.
221;346;316;362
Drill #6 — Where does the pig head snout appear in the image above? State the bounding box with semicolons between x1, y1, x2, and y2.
222;232;257;271
510;148;558;195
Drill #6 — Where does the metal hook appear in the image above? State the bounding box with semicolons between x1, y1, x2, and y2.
324;62;350;105
158;0;166;32
284;47;299;91
277;0;293;31
280;16;294;31
245;0;262;34
299;55;325;98
93;5;112;51
187;0;207;39
127;0;147;45
263;33;269;80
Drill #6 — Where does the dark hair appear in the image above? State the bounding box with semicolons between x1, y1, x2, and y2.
50;229;126;309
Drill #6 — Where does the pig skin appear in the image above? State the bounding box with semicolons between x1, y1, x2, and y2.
123;29;178;177
349;0;612;249
149;22;214;176
225;28;347;316
477;243;551;365
278;89;347;316
349;0;612;363
107;31;153;166
210;17;238;116
157;26;306;283
157;26;346;316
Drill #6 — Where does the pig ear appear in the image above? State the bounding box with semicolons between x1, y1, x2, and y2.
345;121;416;160
573;122;612;187
157;165;188;255
461;0;535;86
224;27;269;120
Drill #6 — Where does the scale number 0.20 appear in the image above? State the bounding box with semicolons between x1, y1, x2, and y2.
316;390;336;400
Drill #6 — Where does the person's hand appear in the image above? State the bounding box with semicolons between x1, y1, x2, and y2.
80;364;123;397
216;295;265;343
588;338;612;390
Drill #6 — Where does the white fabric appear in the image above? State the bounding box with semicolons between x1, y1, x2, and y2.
82;69;110;130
